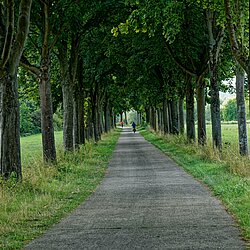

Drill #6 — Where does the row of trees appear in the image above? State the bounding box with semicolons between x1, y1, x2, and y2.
0;0;249;180
113;0;249;151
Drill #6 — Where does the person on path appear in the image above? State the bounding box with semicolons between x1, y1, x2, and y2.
132;122;136;133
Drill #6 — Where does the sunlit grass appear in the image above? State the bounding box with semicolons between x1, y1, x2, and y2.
206;123;250;176
0;130;120;249
20;131;63;165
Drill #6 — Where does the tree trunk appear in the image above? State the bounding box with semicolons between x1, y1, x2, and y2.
124;111;128;125
111;109;116;128
92;88;100;142
120;112;123;124
179;98;184;134
158;109;162;132
0;72;21;179
170;100;179;134
163;98;169;134
104;98;111;133
151;107;157;131
76;59;85;145
0;0;32;180
39;2;56;162
73;91;85;149
210;70;222;150
186;78;195;142
168;101;173;134
197;79;206;145
207;10;223;150
73;80;85;148
58;45;74;151
62;77;74;151
87;99;93;140
78;96;85;145
235;65;248;156
99;108;104;136
73;96;80;150
224;0;249;111
39;57;56;162
145;107;150;124
92;103;98;142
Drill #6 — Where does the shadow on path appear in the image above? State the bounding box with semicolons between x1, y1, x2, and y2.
25;128;245;249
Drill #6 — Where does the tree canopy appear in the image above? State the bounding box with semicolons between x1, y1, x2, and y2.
0;0;249;179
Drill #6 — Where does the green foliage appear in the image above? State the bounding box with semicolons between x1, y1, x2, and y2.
53;108;63;131
20;101;63;136
20;101;41;136
222;99;237;121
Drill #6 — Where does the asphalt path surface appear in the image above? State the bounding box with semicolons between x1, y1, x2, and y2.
25;128;245;249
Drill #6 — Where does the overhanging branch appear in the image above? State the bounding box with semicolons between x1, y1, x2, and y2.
165;42;196;77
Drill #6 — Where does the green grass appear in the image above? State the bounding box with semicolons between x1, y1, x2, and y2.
0;130;120;249
140;127;250;245
20;131;63;165
207;123;243;145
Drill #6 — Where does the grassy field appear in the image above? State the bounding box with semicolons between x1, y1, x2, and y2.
0;130;120;249
207;123;246;146
140;124;250;245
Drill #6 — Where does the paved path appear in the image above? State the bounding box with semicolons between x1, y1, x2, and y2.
25;128;245;249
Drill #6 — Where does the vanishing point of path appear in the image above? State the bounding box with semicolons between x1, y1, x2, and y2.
25;128;245;249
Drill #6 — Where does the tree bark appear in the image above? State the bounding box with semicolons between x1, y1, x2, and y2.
91;86;101;142
170;100;179;134
0;0;32;180
197;79;206;145
186;77;195;142
39;56;56;162
111;108;116;128
235;65;248;156
151;106;157;131
163;98;169;134
104;97;111;133
124;111;128;125
210;74;222;150
58;44;74;151
77;59;85;145
86;98;93;140
0;73;21;179
167;101;173;134
179;98;184;134
39;2;56;162
145;107;150;124
207;10;223;150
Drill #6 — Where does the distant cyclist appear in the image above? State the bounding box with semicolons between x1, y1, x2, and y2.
132;122;136;133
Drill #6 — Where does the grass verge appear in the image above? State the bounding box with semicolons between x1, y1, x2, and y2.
140;128;250;244
0;129;120;249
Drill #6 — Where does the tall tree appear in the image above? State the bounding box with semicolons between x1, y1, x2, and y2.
206;9;225;150
21;1;57;163
0;0;32;180
224;0;249;108
235;64;248;155
224;0;249;155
